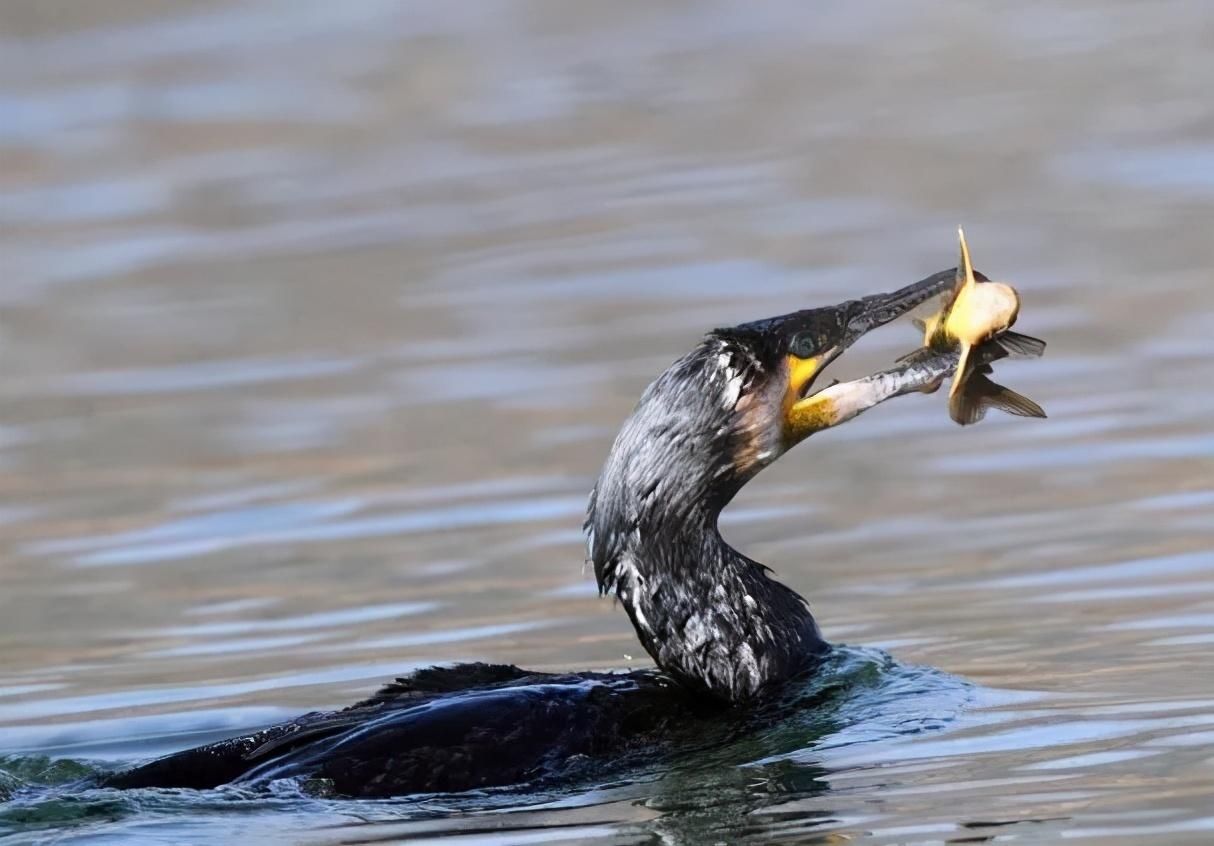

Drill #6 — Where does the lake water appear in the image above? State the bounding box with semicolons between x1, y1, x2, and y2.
2;1;1213;843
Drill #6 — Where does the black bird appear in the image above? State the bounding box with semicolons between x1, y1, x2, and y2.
103;269;964;798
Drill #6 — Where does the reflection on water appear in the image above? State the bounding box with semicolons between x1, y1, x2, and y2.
2;0;1214;842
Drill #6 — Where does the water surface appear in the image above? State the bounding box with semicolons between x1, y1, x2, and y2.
2;1;1214;843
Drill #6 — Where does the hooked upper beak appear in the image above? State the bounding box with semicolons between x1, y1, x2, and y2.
832;268;959;364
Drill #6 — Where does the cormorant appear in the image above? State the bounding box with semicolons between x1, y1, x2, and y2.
103;269;966;797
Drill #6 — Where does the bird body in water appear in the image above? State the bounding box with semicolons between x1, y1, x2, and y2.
104;268;983;798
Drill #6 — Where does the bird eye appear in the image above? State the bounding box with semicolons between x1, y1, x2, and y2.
789;333;819;359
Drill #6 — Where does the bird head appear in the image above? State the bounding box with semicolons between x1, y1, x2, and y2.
587;268;958;554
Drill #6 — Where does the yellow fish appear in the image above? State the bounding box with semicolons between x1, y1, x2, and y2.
908;228;1046;425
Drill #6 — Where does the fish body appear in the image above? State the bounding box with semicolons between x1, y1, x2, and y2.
906;228;1047;425
933;278;1020;355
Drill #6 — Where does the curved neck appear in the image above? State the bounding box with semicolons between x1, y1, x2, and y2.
586;337;835;701
596;512;828;702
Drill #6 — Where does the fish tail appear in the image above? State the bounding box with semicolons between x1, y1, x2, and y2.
950;372;1046;426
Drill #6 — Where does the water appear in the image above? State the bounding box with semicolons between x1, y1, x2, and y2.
1;0;1213;842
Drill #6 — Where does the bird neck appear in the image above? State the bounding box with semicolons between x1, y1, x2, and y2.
586;338;829;701
595;509;827;703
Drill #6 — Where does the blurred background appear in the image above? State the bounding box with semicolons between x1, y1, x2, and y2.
1;1;1213;843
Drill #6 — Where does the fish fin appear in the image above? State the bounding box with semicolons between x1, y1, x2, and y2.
984;382;1047;419
949;380;990;425
948;340;974;399
972;337;1010;367
956;226;976;291
950;372;1046;425
995;330;1047;359
941;227;979;317
919;372;947;395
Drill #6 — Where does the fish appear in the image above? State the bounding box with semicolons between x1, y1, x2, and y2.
899;335;1047;425
947;340;1047;425
901;228;1047;425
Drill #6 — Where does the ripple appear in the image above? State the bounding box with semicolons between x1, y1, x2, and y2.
144;601;437;639
990;550;1214;589
932;434;1214;473
45;355;364;397
342;620;555;652
26;494;584;567
142;635;326;659
0;661;430;724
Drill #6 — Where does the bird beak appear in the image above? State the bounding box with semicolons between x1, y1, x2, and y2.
839;268;961;349
783;268;958;444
